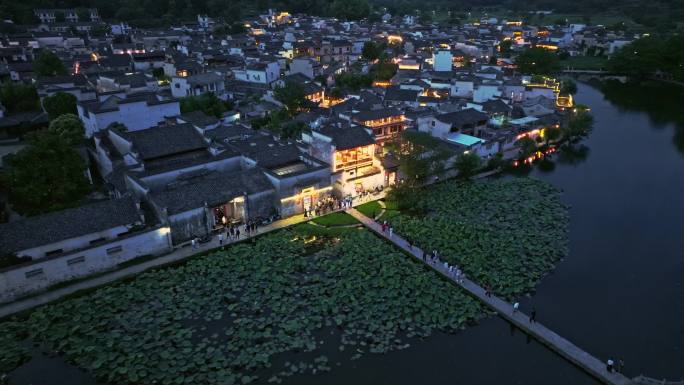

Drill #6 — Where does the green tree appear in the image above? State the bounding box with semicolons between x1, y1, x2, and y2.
47;114;85;145
179;93;231;118
398;130;450;184
608;35;684;82
370;61;398;81
542;126;562;149
486;152;504;170
385;180;421;212
273;81;307;115
499;39;513;58
2;133;91;216
75;7;90;21
560;78;578;95
515;47;560;75
362;41;383;61
0;83;40;113
335;72;373;91
34;50;68;77
329;87;344;99
516;136;538;159
454;152;483;180
329;0;370;20
42;92;77;120
367;12;381;23
564;105;594;140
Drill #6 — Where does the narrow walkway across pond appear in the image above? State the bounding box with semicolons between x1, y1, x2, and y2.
346;207;634;385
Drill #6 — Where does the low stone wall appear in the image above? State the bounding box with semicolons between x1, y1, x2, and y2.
0;227;172;303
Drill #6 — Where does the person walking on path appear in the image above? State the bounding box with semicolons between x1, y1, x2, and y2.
235;227;240;240
485;284;492;297
388;227;393;238
191;238;197;249
513;302;519;314
422;250;427;262
529;308;537;323
617;358;624;373
606;358;614;373
218;232;224;247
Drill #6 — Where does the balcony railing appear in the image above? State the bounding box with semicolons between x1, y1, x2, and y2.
335;157;373;171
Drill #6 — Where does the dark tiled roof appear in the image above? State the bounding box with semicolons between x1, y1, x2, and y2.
481;99;511;114
99;54;132;68
226;133;302;168
123;123;207;160
384;87;419;102
179;110;219;128
436;108;488;127
318;125;374;150
204;124;253;141
353;108;403;122
0;197;141;255
151;169;274;215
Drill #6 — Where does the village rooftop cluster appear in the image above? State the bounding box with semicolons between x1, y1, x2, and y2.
0;9;625;301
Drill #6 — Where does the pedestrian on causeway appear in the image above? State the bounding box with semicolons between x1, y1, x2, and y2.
529;308;537;323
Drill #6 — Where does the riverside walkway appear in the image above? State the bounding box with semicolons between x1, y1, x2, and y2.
0;193;386;319
0;212;313;319
346;207;634;385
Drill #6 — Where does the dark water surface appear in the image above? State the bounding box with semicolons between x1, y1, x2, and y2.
10;82;684;385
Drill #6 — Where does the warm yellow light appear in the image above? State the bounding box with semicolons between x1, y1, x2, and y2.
387;35;403;43
280;186;333;202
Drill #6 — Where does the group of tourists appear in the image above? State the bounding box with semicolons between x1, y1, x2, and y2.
303;196;354;218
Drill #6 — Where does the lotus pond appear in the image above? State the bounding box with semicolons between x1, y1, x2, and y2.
0;227;484;385
382;177;569;300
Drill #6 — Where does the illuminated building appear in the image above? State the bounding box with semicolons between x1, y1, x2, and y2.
303;125;385;197
352;109;407;153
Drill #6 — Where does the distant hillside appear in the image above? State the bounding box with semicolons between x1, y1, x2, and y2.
1;0;681;31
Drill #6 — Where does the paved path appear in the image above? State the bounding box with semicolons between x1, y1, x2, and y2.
0;193;389;319
347;207;634;385
0;213;312;319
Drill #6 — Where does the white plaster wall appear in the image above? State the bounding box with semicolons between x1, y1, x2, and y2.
0;227;172;303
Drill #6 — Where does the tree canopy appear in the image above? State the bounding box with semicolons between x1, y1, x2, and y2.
397;130;450;184
42;92;77;120
273;81;307;114
362;41;384;62
515;47;560;75
2;132;91;216
34;50;68;77
0;83;40;113
47;114;86;145
608;35;684;82
454;152;483;179
179;92;232;118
